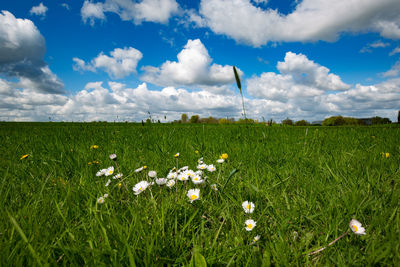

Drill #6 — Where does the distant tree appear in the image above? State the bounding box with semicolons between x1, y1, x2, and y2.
146;118;151;124
181;113;188;123
282;118;293;126
219;118;230;124
398;110;400;123
371;116;392;125
294;120;309;126
190;115;199;123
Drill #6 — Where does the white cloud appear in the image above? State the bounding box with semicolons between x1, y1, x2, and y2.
360;40;390;53
73;47;143;79
61;3;71;11
81;0;179;26
196;0;400;46
30;3;48;17
0;11;64;94
389;47;400;56
141;39;241;88
381;59;400;77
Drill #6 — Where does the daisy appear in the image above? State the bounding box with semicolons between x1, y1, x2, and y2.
252;235;260;244
187;189;200;203
132;181;151;195
197;163;207;170
191;175;204;184
211;184;218;191
167;172;177;179
179;166;189;172
113;173;123;179
166;179;175;188
105;166;114;176
217;158;225;164
96;169;107;176
103;193;109;198
245;219;256;231
134;166;144;173
207;164;216;172
186;169;195;177
349;219;366;235
177;173;189;181
109;154;117;160
155;178;167;185
174;152;180;158
97;196;105;204
195;170;203;176
148;170;157;178
105;179;111;187
242;201;255;213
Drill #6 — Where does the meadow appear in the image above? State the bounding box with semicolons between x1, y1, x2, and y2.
0;122;399;266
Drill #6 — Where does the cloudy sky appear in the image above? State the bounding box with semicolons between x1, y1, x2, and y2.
1;0;400;122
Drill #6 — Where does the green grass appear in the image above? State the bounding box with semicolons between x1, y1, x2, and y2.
0;122;399;265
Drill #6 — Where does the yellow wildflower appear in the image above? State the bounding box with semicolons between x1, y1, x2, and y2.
220;153;228;159
91;145;99;149
381;152;390;158
20;154;29;160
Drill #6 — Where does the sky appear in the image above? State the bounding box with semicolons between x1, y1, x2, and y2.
1;0;400;122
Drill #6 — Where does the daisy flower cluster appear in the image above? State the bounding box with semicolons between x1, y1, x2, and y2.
242;200;259;243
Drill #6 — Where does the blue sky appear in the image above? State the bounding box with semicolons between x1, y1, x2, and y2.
1;0;399;122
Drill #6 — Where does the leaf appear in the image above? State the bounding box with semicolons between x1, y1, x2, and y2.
233;66;241;91
190;247;207;267
222;169;239;191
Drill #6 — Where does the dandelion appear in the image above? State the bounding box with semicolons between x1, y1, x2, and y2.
109;153;117;161
207;164;216;172
211;184;218;191
118;183;122;189
88;162;92;165
187;189;200;203
245;219;256;231
97;196;105;204
132;181;151;195
242;201;255;213
105;166;114;176
166;179;175;188
217;158;225;164
174;152;180;158
381;152;390;158
220;153;228;160
113;173;123;179
105;179;111;187
90;145;99;149
148;170;157;178
96;169;107;177
349;219;366;235
93;160;100;164
155;178;167;185
197;163;207;170
20;154;29;160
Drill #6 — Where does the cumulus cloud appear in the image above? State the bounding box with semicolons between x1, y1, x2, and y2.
30;3;48;17
381;59;400;77
0;11;64;94
81;0;179;26
141;39;241;88
73;47;143;79
195;0;400;46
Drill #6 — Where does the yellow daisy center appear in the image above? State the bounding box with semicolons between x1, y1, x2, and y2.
248;224;253;229
352;225;358;232
195;178;198;181
246;204;251;210
190;195;197;200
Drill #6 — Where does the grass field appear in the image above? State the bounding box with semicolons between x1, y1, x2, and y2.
1;122;399;266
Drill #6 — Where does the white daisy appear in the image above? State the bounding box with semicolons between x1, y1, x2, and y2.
96;169;107;176
252;235;260;244
148;170;157;178
166;179;175;188
155;178;167;185
349;219;366;235
167;172;177;179
217;158;225;164
103;193;109;198
187;189;200;203
242;201;255;213
113;173;123;179
109;154;117;160
207;164;216;172
197;157;204;164
185;169;195;177
105;166;114;176
245;219;256;231
195;170;203;176
211;184;218;191
97;196;105;204
191;175;204;184
132;181;151;195
174;152;180;158
134;166;144;173
197;163;207;170
105;179;111;187
179;166;189;172
177;172;189;181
